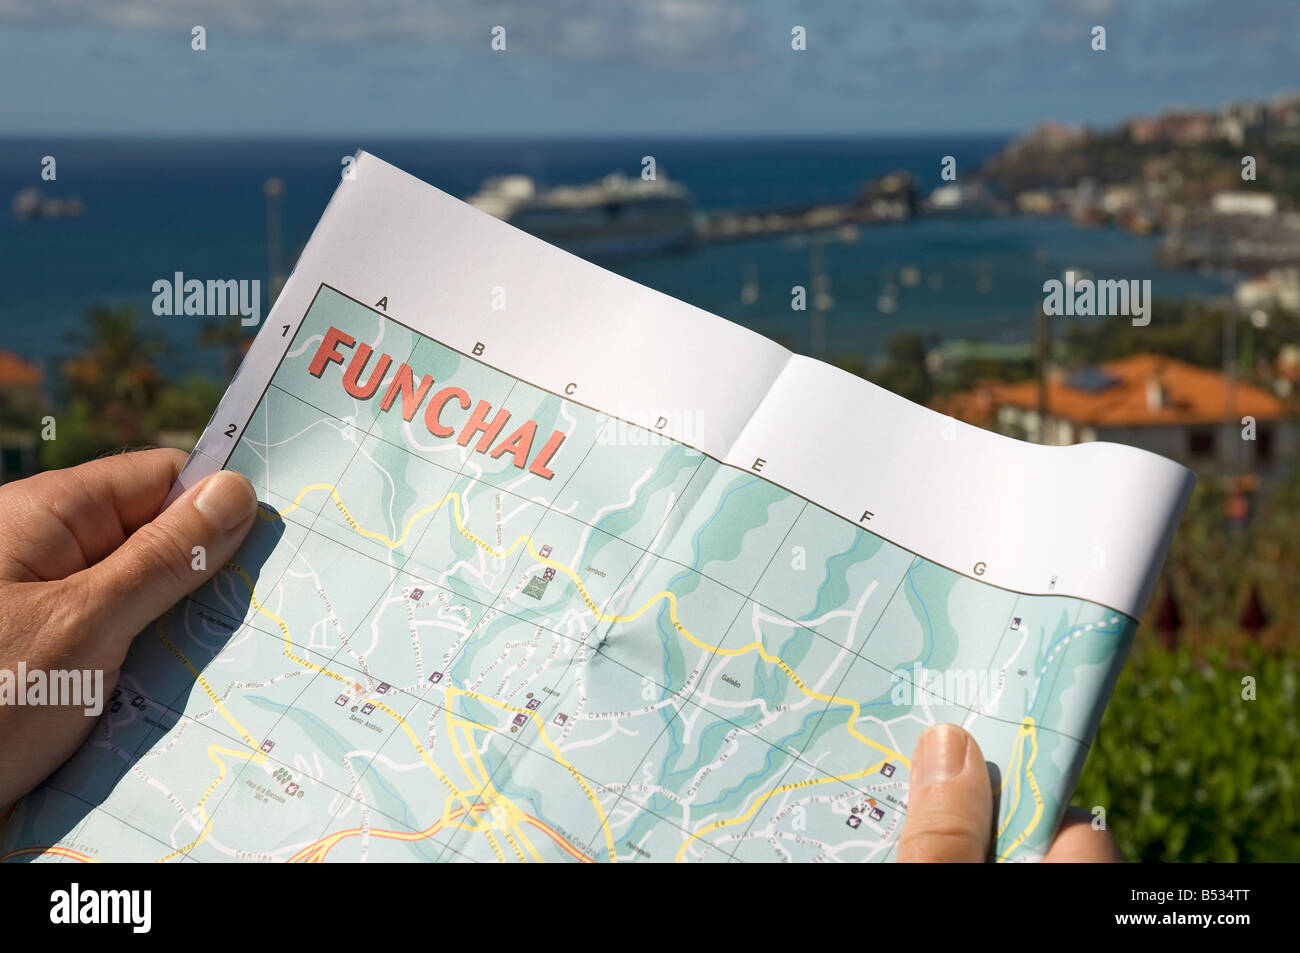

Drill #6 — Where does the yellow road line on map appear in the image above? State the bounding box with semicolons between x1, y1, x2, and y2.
263;481;437;548
367;697;475;810
515;824;543;862
151;611;268;862
482;828;506;862
994;717;1043;862
996;725;1027;838
1;846;100;863
62;477;904;865
500;825;527;862
157;558;572;864
447;687;615;862
227;566;490;830
225;565;351;689
272;482;908;765
288;803;587;863
227;562;576;862
674;759;889;862
154;742;261;863
142;578;484;862
156;615;263;750
445;708;486;795
450;714;544;863
229;562;466;807
289;813;491;863
265;480;913;863
439;707;534;862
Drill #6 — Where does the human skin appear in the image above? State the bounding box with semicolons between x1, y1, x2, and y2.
898;722;1123;862
0;453;1121;862
0;449;257;825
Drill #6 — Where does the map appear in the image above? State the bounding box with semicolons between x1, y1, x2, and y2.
3;284;1138;863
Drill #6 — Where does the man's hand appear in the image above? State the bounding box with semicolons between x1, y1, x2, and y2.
0;449;257;820
898;722;1123;862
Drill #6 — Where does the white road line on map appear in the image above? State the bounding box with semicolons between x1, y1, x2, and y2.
574;466;655;561
243;415;350;453
286;333;323;359
559;719;632;753
966;622;1032;729
365;751;435;773
1028;615;1121;710
559;400;578;436
263;398;270;489
351;443;400;539
399;415;475;456
604;489;678;615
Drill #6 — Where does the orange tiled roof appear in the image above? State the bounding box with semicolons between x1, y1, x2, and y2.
0;350;42;388
937;354;1285;428
931;388;998;429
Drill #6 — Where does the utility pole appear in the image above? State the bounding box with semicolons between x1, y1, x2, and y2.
264;177;285;308
1035;303;1052;444
1222;309;1238;477
810;238;829;361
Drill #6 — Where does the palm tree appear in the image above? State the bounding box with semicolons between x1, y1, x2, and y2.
200;315;251;380
60;306;163;447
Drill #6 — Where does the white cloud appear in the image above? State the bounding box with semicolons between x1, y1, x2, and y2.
1;0;758;65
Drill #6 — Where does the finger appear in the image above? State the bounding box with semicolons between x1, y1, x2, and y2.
0;449;188;581
898;723;993;862
1043;806;1125;862
70;469;259;653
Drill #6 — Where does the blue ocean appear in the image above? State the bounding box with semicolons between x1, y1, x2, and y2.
0;135;1233;379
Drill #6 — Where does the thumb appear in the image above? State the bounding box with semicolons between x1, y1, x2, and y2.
898;723;993;862
77;469;259;652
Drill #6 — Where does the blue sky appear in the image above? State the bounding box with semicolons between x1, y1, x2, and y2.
2;0;1297;136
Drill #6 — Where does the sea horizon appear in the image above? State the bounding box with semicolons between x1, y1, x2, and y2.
0;133;1233;382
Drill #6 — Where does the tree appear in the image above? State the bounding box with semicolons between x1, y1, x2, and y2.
869;332;935;405
44;307;164;467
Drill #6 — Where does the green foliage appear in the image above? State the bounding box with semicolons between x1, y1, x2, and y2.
838;331;936;405
829;352;869;379
1059;299;1292;372
0;385;47;431
1073;639;1298;861
200;315;254;379
1072;463;1300;862
1162;460;1300;642
982;127;1300;206
38;398;109;470
934;356;1036;396
37;306;223;468
982;130;1161;193
144;375;224;434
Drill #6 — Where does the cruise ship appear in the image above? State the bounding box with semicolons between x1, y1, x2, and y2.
11;187;84;222
467;171;695;259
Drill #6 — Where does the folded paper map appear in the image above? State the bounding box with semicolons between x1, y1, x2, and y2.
2;152;1194;863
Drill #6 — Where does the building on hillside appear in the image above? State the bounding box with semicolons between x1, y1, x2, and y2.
1211;191;1279;218
1007;120;1087;154
1127;110;1218;146
931;354;1295;474
1274;344;1300;399
1235;267;1300;313
924;340;1036;389
0;350;44;482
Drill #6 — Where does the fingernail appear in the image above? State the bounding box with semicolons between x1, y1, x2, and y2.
912;723;968;789
194;471;258;531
